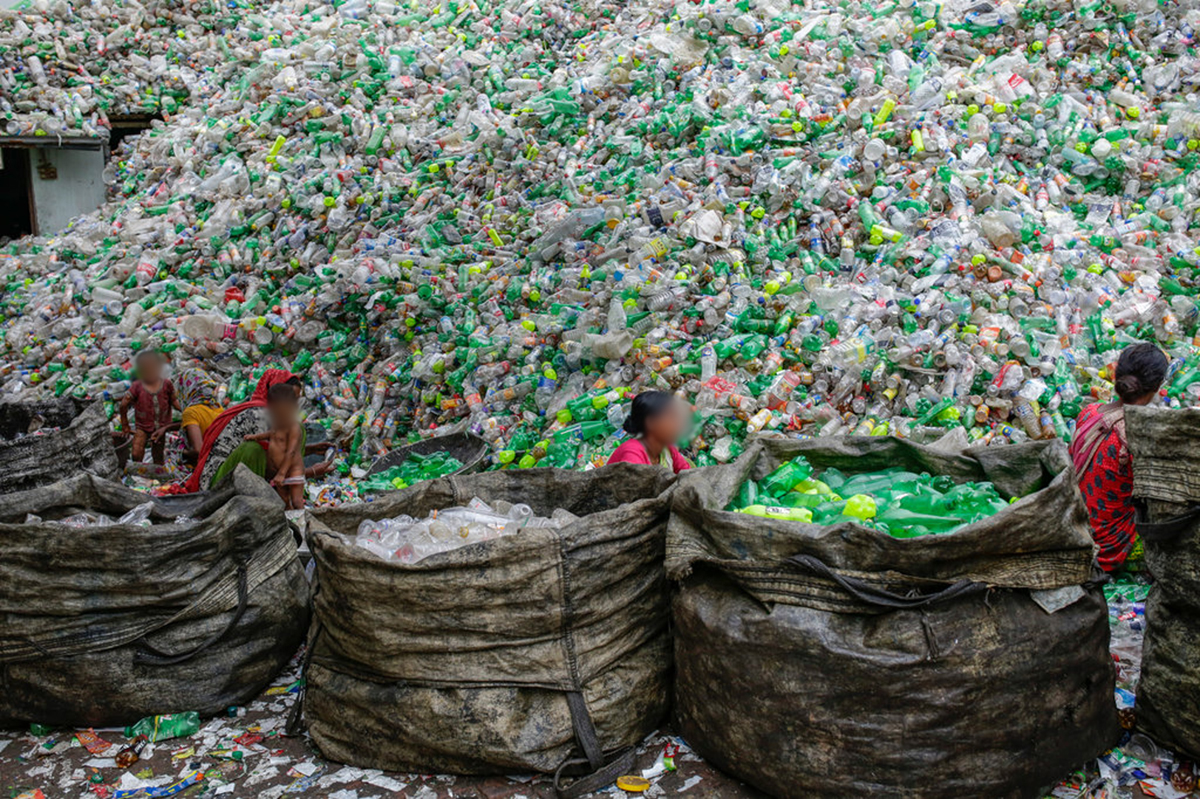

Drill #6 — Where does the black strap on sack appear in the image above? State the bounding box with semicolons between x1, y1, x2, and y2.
553;748;636;799
553;692;636;799
285;620;322;737
1134;499;1200;544
566;691;605;769
551;683;636;798
134;566;249;666
546;521;636;799
788;555;987;610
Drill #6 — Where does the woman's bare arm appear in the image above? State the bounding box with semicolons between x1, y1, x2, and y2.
184;424;205;453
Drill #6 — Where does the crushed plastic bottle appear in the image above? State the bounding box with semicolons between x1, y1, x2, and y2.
123;711;201;743
353;497;578;563
1;0;1200;481
26;500;155;527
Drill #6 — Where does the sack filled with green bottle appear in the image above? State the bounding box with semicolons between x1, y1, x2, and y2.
673;435;1094;591
730;456;1010;539
666;436;1114;799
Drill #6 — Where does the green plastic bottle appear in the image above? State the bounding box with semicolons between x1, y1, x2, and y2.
842;494;877;521
123;712;200;743
875;506;963;535
738;504;814;523
760;456;814;497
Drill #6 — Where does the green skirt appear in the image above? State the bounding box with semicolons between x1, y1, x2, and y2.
209;430;305;488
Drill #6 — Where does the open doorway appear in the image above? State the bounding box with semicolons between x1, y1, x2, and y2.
0;136;106;238
0;148;34;240
109;114;160;154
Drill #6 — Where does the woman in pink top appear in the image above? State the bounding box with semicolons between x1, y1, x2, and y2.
608;391;692;474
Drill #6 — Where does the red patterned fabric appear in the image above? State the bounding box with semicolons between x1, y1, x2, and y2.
1074;403;1136;571
128;379;175;432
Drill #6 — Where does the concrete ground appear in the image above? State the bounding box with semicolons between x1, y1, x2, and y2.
0;645;1154;799
0;650;767;799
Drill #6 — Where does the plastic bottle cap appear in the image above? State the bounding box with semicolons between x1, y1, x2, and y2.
616;776;651;792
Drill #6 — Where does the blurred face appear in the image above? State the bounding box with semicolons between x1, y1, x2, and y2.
268;399;298;429
137;355;163;382
645;398;691;445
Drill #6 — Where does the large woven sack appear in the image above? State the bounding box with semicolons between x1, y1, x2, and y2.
668;436;1119;799
0;399;118;494
0;466;310;727
302;464;675;795
1125;405;1200;759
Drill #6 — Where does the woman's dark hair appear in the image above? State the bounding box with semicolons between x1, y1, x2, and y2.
1115;342;1168;403
623;391;675;436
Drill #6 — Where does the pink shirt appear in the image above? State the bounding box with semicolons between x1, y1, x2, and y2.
607;439;691;473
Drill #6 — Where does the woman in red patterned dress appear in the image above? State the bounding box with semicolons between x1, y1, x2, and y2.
1068;343;1169;571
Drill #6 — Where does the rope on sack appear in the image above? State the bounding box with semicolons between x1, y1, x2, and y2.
788;554;988;610
135;566;249;666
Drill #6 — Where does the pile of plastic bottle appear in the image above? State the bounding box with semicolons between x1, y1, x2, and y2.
22;500;156;527
0;0;228;138
353;497;576;562
2;0;1200;476
355;451;464;492
730;456;1007;535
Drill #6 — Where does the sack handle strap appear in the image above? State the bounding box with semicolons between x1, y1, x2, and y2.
550;691;635;798
565;691;603;770
134;566;248;666
285;619;322;737
1134;499;1200;544
788;554;987;610
553;748;636;799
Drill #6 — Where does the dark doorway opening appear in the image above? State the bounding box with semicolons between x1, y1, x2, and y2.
0;148;34;240
109;114;160;155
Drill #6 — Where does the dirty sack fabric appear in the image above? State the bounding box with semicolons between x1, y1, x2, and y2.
667;436;1119;799
303;464;675;782
1126;406;1200;760
0;466;310;727
0;399;119;495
